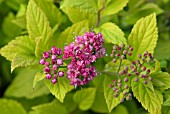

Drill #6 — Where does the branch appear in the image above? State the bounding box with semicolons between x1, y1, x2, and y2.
96;0;105;27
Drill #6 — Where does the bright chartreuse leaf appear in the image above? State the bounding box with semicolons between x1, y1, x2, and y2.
45;77;73;103
0;35;35;61
29;100;68;114
103;76;124;112
62;7;97;27
98;22;127;45
60;0;98;13
131;78;163;114
34;0;63;27
128;13;158;61
150;71;170;90
101;0;129;17
27;0;52;57
11;53;39;72
163;96;170;106
0;99;27;114
33;71;45;89
73;88;96;111
104;59;131;72
5;67;50;99
56;20;89;48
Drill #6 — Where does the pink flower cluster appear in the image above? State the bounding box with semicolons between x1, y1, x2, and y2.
63;32;106;87
40;46;64;84
39;32;106;86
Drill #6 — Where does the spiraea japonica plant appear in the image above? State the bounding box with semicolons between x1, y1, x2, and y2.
0;0;170;114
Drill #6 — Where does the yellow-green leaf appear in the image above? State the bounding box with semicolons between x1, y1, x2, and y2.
99;22;127;45
131;78;163;114
128;13;158;61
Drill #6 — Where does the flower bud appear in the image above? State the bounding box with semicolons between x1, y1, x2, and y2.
144;80;147;84
113;87;117;92
52;78;57;84
142;67;146;71
113;59;117;63
123;90;127;95
58;71;64;77
57;59;63;65
146;69;150;74
124;78;128;82
134;78;138;82
121;55;125;60
117;46;121;50
113;45;117;50
129;47;133;51
51;55;57;60
149;77;152;81
128;52;132;56
118;79;122;83
123;50;127;55
46;74;52;79
138;54;142;58
124;85;128;89
121;44;125;48
114;93;118;98
110;54;114;57
43;52;50;59
40;59;45;65
117;83;122;87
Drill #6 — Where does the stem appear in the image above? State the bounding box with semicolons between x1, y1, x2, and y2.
97;71;119;76
59;66;67;68
117;59;122;79
117;59;122;73
96;0;105;27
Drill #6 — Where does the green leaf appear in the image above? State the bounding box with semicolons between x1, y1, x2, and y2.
154;40;170;60
63;93;77;113
104;59;131;72
0;99;27;114
101;0;129;17
27;0;52;56
163;96;170;106
5;67;50;99
128;13;158;61
56;20;89;48
131;78;163;114
60;0;98;13
98;22;127;45
150;72;170;90
34;0;63;27
11;53;39;72
33;71;45;89
62;7;97;27
103;76;124;112
138;3;163;15
45;77;73;102
29;100;68;114
12;15;26;29
91;90;109;113
73;88;96;111
0;35;35;61
109;104;128;114
2;12;22;38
